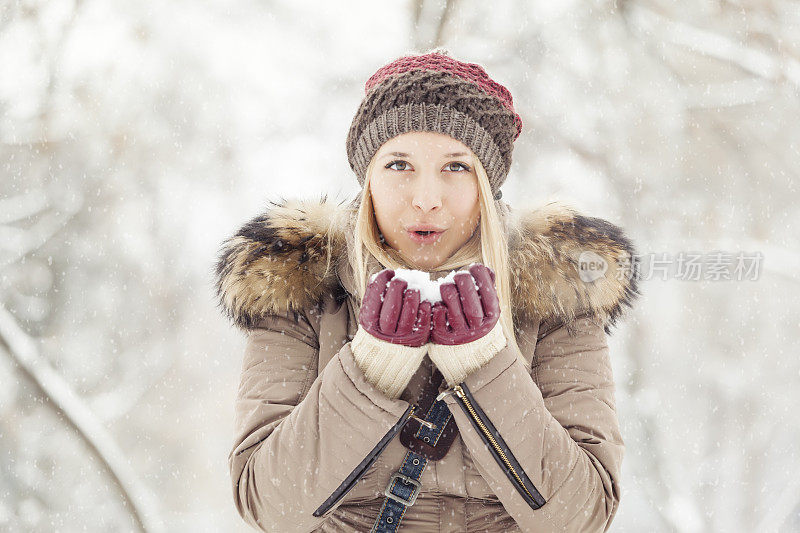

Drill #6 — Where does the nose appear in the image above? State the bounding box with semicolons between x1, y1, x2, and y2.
411;169;442;213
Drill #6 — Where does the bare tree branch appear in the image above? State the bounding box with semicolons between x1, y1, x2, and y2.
411;0;425;49
626;4;800;90
0;305;164;533
0;200;80;268
411;0;458;51
0;190;49;224
433;0;458;48
681;78;775;109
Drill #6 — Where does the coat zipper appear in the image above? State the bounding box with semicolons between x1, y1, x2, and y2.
312;403;417;517
437;383;547;510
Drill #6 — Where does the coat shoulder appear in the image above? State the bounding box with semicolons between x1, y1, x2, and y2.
213;195;349;331
508;201;641;336
214;196;641;336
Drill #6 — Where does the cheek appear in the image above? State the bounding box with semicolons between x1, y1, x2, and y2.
447;184;480;224
370;181;401;230
370;179;389;210
453;208;479;234
449;175;479;201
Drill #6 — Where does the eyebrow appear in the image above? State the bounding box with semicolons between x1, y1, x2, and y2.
382;151;469;158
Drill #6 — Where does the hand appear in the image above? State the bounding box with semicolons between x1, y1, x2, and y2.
431;264;500;346
358;268;432;348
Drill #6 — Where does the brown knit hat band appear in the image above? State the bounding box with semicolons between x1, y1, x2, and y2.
350;102;507;193
346;50;522;199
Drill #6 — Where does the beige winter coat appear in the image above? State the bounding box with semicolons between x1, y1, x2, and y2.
214;196;640;532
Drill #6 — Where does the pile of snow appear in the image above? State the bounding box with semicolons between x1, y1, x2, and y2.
369;263;482;303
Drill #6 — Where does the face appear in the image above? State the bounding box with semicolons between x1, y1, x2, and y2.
369;131;482;271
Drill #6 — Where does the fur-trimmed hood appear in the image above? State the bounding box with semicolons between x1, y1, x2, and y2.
214;195;640;336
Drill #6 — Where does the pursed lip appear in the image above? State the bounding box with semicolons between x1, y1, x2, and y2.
406;224;447;232
406;227;446;244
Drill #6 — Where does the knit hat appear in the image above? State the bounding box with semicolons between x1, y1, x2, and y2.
346;49;522;200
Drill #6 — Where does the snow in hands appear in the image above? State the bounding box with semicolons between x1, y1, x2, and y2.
369;262;483;304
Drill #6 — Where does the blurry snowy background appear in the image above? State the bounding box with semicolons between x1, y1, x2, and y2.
1;0;798;531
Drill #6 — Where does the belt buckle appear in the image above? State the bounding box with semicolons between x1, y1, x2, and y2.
409;414;437;430
400;411;458;461
384;471;421;507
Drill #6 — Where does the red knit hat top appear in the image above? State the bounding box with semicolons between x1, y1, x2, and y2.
364;53;523;141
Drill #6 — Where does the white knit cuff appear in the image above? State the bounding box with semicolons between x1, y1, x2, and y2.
350;325;428;400
428;321;507;387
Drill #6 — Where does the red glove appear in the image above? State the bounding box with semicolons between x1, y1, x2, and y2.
431;264;500;346
358;268;432;348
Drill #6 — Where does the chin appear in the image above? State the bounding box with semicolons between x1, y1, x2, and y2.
404;253;443;271
398;240;449;270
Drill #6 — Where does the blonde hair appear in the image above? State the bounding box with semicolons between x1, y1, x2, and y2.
348;149;523;363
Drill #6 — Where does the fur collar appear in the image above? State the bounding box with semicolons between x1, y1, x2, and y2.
214;195;640;336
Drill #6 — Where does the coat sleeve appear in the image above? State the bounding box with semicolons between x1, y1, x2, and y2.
228;306;414;533
438;314;625;533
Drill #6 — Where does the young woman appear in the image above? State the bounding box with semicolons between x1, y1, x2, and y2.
215;49;640;532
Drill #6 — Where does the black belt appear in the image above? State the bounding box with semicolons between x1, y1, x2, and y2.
370;369;459;532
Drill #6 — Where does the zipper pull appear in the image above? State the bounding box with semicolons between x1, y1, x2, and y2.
437;384;465;402
436;388;454;402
